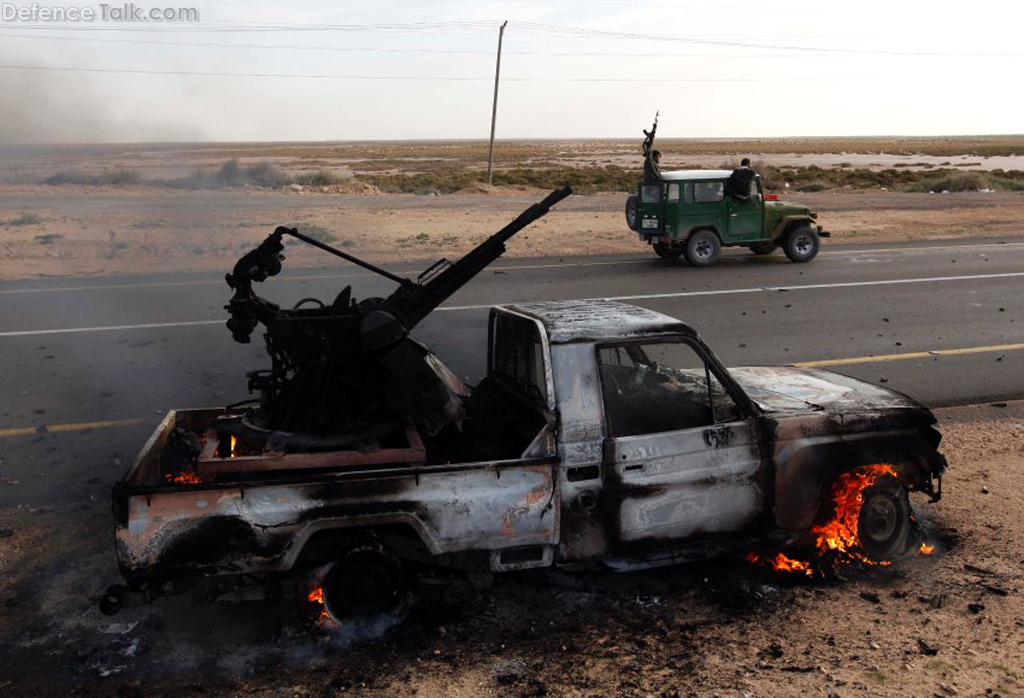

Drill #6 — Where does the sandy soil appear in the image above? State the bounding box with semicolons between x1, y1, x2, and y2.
3;186;1024;280
0;403;1021;696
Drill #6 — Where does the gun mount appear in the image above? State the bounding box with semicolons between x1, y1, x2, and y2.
221;186;572;451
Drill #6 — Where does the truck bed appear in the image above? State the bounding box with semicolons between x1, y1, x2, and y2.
113;408;560;584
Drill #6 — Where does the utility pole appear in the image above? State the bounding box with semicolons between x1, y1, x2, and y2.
486;20;508;186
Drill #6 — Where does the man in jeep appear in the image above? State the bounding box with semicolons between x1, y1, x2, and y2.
726;158;755;200
644;148;662;182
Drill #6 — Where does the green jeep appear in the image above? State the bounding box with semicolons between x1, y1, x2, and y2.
625;170;830;266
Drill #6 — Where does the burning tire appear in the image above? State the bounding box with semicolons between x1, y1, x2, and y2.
856;475;912;560
323;544;407;619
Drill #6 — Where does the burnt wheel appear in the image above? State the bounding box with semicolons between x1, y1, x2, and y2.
857;475;912;560
784;225;820;263
323;545;407;618
654;243;683;260
683;230;721;267
625;195;638;231
749;242;777;255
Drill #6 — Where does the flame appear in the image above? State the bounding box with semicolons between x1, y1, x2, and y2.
919;542;935;555
810;464;897;566
746;464;910;576
308;586;330;620
165;469;202;484
746;551;817;577
230;436;237;458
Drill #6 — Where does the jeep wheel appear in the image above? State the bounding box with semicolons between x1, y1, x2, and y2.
749;242;777;255
784;225;820;263
684;230;721;267
323;544;407;618
654;243;683;260
857;475;912;560
625;195;638;231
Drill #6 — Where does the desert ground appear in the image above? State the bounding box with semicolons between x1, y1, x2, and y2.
1;137;1024;279
0;402;1021;697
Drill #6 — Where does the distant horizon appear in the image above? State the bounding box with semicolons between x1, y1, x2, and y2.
3;133;1024;149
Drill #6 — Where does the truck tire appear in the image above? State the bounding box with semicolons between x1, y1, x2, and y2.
684;230;721;267
784;225;820;263
654;243;683;260
323;543;407;618
748;242;777;256
625;195;638;231
857;475;912;560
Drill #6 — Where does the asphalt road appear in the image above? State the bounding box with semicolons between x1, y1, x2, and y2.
1;236;1022;509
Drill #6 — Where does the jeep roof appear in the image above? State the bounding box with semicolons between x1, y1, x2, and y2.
660;169;745;181
501;300;696;344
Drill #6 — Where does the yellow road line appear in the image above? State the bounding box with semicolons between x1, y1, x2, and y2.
795;343;1024;368
0;418;143;438
4;342;1023;438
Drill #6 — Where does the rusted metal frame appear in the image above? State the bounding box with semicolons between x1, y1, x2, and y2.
488;306;558;417
124;455;560;496
195;424;426;476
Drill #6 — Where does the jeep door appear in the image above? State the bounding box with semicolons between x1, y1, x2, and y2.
726;177;764;242
678;181;728;241
597;338;767;550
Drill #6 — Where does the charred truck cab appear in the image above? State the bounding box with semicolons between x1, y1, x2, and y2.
626;170;830;266
108;290;945;619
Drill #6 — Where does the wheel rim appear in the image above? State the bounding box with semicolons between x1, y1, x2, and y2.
860;494;899;545
794;233;814;257
694;239;713;260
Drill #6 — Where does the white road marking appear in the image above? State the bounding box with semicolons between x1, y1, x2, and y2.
2;270;1022;338
2;240;1024;296
442;271;1024;310
0;320;223;338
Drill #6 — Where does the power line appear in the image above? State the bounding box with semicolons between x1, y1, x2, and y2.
0;31;1011;59
0;63;892;81
514;21;1024;57
2;20;1016;57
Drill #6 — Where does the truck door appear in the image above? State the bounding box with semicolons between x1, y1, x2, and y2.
726;177;764;242
597;338;766;551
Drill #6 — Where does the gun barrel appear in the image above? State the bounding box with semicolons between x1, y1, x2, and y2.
386;186;572;329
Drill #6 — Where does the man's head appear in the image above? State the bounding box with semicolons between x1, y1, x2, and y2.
740;157;751;167
653;149;662;162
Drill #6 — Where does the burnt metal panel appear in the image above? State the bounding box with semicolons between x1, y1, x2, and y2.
504;300;695;345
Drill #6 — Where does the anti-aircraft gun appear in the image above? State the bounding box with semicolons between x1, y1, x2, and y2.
219;186;572;452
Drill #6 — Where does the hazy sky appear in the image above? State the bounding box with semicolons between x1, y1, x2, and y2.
1;0;1022;143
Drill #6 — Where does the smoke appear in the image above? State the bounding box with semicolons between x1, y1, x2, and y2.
0;38;209;145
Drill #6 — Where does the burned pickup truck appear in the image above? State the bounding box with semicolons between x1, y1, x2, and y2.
106;188;945;620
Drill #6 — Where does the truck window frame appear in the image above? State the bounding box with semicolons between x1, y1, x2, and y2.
595;335;752;438
488;309;557;415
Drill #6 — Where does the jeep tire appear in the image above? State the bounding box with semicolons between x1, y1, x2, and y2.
625;195;638;231
684;230;721;267
784;225;820;263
